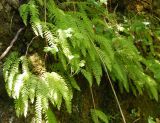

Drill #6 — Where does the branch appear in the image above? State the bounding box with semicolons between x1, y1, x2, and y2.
0;28;24;61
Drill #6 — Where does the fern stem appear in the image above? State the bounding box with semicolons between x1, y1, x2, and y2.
90;40;127;123
44;0;48;62
90;87;96;109
44;0;47;24
25;36;38;56
132;118;140;123
73;0;76;11
104;65;127;123
9;12;15;33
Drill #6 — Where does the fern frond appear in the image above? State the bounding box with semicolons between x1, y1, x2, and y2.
15;0;160;122
46;108;57;123
111;58;128;92
58;28;74;61
69;77;81;91
15;96;25;117
95;35;114;62
19;4;30;26
86;58;102;86
32;21;43;37
3;52;19;82
28;75;39;103
58;52;67;70
144;59;160;80
12;57;30;98
96;47;112;71
81;69;93;87
6;59;20;96
91;109;109;123
12;69;29;98
144;75;158;101
22;93;29;117
19;0;43;37
43;26;58;54
41;96;49;111
24;0;43;37
44;72;73;113
35;95;42;123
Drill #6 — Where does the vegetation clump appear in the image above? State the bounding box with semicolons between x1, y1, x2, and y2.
2;0;160;122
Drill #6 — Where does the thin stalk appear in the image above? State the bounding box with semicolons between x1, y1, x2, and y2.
25;36;38;56
0;28;24;60
103;64;127;123
90;87;96;109
44;0;48;61
90;40;127;123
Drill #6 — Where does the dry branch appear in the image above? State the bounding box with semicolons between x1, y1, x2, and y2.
0;28;24;61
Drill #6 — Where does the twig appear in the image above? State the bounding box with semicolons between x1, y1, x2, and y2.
132;118;140;123
25;36;38;56
9;12;15;32
90;87;96;109
104;65;127;123
0;28;24;61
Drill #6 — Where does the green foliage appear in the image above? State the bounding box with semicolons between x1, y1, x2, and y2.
91;109;109;123
3;0;160;122
148;116;156;123
3;52;72;122
46;108;57;123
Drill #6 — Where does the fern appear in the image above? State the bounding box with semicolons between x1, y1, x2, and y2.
3;52;19;82
4;0;160;122
19;0;43;36
91;109;109;123
15;96;25;117
81;69;93;87
19;4;29;26
87;58;102;85
7;59;20;96
44;72;72;113
45;108;57;123
68;76;81;91
3;52;73;122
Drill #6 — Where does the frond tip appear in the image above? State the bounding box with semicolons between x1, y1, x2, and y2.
44;72;73;113
91;109;109;123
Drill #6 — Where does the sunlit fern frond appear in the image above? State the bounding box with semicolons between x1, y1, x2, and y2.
44;72;73;113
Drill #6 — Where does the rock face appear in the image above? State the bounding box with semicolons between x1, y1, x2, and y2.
6;0;19;9
0;1;25;122
0;0;21;53
110;0;156;13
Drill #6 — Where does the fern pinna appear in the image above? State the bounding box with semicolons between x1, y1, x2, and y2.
2;0;160;122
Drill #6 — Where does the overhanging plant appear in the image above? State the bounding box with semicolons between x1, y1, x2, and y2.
2;0;160;122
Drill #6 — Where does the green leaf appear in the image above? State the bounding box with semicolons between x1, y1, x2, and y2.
19;4;29;26
91;109;109;123
148;116;156;123
81;69;93;87
46;108;57;123
69;77;81;91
